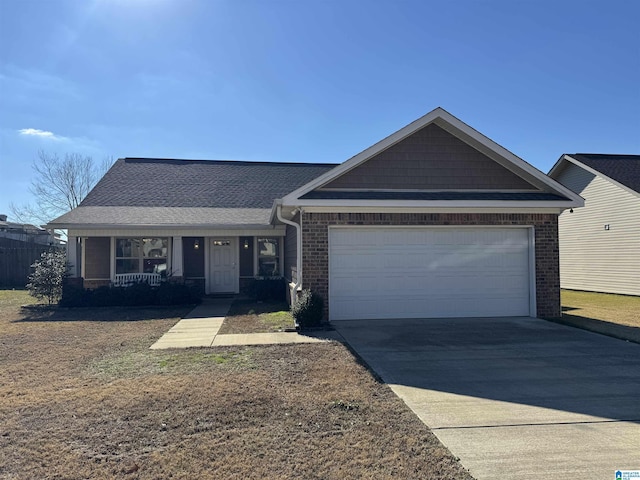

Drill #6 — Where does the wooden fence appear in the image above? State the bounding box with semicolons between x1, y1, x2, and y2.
0;237;55;288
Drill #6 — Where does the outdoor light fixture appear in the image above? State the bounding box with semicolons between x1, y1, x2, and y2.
194;239;200;250
244;239;249;249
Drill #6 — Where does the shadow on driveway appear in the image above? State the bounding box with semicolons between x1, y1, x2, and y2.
333;317;640;479
334;317;640;424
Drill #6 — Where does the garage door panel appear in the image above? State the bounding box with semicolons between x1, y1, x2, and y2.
329;227;531;320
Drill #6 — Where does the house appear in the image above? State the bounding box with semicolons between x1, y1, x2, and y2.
0;214;61;287
548;154;640;296
48;108;583;320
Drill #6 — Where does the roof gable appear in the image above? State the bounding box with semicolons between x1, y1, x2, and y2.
282;107;583;207
320;123;537;191
566;154;640;195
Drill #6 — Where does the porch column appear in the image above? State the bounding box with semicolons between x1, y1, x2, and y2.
67;236;79;277
171;236;183;278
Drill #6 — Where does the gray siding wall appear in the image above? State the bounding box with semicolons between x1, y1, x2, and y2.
323;124;536;190
555;164;640;296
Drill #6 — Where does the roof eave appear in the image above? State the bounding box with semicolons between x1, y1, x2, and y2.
45;222;279;230
282;198;583;209
550;154;640;199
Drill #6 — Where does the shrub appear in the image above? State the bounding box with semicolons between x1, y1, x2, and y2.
291;289;324;328
26;249;68;305
121;282;156;306
251;278;286;302
90;286;117;307
156;282;201;306
60;281;202;307
59;282;88;307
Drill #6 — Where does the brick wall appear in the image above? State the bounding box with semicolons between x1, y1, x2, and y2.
301;212;560;321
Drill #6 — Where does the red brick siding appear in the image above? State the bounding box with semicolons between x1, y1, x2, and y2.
301;212;560;321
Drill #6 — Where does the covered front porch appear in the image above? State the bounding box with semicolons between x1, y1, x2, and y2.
67;228;287;295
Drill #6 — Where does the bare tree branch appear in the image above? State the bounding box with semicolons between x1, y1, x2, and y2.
10;151;115;226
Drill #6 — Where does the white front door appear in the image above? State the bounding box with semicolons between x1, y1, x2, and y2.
209;238;237;293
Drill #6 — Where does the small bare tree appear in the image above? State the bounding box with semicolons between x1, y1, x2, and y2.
11;151;113;225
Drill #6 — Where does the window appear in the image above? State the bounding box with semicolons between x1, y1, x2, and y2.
116;238;168;275
257;237;280;277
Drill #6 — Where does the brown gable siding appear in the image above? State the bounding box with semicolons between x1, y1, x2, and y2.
322;124;536;190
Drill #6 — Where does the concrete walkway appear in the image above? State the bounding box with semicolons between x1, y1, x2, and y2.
150;298;339;349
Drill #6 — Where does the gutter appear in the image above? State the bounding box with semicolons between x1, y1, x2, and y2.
275;203;302;293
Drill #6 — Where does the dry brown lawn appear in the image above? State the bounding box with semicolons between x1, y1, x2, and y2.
0;290;472;479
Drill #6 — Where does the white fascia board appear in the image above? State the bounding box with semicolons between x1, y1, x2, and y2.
54;224;285;235
301;206;566;214
547;154;568;178
46;223;281;230
69;226;286;237
553;154;640;200
292;199;580;209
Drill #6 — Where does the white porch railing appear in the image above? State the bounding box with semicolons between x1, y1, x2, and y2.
113;273;162;287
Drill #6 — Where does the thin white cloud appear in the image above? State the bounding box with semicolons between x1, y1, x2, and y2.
19;128;68;141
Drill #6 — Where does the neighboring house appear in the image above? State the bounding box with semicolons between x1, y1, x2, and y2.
548;154;640;296
0;214;61;287
48;108;583;320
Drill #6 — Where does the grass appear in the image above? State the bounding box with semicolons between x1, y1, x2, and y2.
558;289;640;343
561;290;640;328
218;299;296;334
0;289;472;479
0;288;41;308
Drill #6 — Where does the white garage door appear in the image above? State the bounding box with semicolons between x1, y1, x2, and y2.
329;227;532;320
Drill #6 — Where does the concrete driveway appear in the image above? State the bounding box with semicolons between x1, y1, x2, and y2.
333;317;640;480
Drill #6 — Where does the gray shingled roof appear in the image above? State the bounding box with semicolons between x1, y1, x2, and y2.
302;191;567;201
81;158;338;208
570;154;640;194
49;158;337;227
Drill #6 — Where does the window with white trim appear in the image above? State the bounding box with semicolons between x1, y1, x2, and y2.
116;238;168;275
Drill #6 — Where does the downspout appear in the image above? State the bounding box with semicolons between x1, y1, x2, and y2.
276;204;302;294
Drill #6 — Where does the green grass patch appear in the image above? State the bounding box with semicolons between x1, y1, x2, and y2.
227;300;289;316
561;289;640;328
88;348;255;379
260;310;294;331
0;289;41;308
220;300;294;334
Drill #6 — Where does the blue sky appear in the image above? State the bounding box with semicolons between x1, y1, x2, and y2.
1;0;638;221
